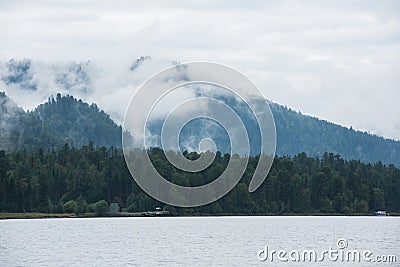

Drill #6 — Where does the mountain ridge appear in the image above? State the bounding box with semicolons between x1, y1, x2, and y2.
1;91;399;167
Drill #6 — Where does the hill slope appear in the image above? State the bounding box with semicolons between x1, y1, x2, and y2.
0;91;399;166
0;92;25;151
145;92;400;166
271;103;399;165
33;93;122;148
0;92;122;150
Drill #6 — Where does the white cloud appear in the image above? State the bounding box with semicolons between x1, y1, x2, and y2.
0;0;399;140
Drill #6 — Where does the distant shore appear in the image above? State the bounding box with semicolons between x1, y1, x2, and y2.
0;211;170;220
0;213;76;220
1;212;399;220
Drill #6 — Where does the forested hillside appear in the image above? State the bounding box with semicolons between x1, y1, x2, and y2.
1;145;399;215
2;91;399;166
0;92;24;151
33;93;122;147
271;103;400;166
0;93;122;151
1;58;399;166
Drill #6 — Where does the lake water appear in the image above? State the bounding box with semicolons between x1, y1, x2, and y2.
0;216;399;266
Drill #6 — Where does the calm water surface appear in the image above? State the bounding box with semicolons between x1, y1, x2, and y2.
0;216;399;266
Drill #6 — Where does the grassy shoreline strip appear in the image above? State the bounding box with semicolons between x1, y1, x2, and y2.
1;212;399;220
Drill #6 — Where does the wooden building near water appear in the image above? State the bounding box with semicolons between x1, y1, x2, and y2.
109;197;126;213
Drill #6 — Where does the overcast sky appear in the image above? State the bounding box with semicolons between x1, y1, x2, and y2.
1;0;399;140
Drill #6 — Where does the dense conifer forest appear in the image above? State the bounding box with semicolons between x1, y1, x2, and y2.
1;144;399;215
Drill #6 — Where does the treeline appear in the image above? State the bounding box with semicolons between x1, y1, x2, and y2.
0;143;399;215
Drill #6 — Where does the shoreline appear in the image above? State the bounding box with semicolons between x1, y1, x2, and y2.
1;212;398;220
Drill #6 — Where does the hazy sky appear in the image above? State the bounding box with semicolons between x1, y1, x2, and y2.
1;0;399;140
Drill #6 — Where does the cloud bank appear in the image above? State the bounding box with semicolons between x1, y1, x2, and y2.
0;0;399;140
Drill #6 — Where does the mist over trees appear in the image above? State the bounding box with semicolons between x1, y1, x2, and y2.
0;93;399;215
0;145;399;215
0;92;122;151
1;92;399;167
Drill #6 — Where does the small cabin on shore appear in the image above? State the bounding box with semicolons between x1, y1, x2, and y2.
109;197;126;213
